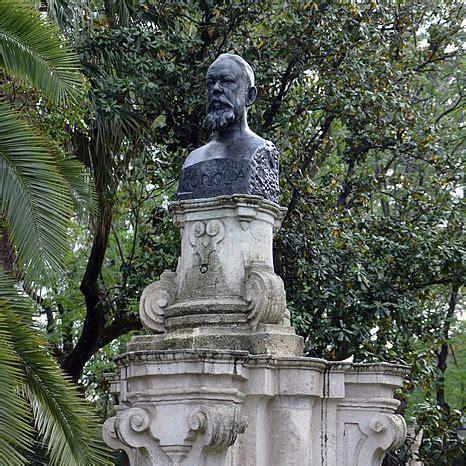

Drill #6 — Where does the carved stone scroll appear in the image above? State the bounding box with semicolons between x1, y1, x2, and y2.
187;406;247;449
139;271;177;333
103;407;165;466
243;261;286;328
103;403;246;466
357;413;407;465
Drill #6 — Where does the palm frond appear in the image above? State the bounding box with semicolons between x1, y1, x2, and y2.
56;154;97;217
0;101;72;285
44;0;93;43
0;271;35;465
0;0;83;105
0;269;112;465
105;0;140;26
23;357;113;466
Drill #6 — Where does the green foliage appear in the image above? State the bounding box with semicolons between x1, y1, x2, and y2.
21;0;465;463
410;400;464;465
0;271;111;465
0;101;73;284
0;287;32;465
0;0;83;105
446;324;466;409
0;0;110;463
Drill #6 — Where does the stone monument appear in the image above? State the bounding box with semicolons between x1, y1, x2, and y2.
103;54;408;465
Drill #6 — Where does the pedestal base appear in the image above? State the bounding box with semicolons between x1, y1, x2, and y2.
128;323;304;357
104;349;408;466
104;196;407;465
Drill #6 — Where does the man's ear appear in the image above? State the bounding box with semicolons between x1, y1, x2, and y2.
246;86;257;106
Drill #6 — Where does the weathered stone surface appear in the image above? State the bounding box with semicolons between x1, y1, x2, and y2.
138;195;296;352
127;323;303;357
103;191;409;465
103;350;408;466
103;64;409;463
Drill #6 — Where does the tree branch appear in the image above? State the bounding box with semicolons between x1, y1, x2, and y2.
261;56;299;133
284;114;335;222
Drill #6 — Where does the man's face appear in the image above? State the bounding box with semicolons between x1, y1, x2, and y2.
204;58;248;132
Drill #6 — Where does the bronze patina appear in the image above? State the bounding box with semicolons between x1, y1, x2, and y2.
178;54;279;203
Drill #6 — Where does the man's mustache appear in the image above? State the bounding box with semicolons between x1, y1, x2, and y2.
207;96;234;111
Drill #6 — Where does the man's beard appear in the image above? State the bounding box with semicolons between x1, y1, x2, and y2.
203;98;236;132
204;109;235;132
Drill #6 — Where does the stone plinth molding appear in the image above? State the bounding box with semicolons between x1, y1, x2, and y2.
104;195;408;465
135;196;303;357
103;350;408;465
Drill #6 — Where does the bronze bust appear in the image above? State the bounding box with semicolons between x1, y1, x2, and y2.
177;53;279;203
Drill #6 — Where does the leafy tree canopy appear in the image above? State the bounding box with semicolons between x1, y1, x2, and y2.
11;1;464;463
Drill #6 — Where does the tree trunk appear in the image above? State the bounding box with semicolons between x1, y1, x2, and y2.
61;203;113;380
436;283;459;414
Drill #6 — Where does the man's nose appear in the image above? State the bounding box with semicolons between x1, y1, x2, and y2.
213;81;222;93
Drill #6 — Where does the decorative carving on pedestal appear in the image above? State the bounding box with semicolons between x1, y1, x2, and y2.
103;51;409;466
187;406;247;449
243;261;286;327
188;219;225;274
139;271;177;333
103;404;246;466
356;413;407;465
103;407;166;465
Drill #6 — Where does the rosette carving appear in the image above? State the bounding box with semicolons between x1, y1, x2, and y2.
139;271;177;333
186;405;247;448
243;261;286;328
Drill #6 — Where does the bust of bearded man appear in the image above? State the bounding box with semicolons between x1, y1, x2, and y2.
177;53;279;203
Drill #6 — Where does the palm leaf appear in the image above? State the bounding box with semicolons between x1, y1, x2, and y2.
55;154;97;217
0;271;36;465
0;0;83;105
0;269;112;465
22;349;112;466
44;0;93;43
0;279;33;465
0;101;72;285
105;0;141;26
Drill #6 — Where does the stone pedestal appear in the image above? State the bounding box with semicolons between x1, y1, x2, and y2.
103;195;408;465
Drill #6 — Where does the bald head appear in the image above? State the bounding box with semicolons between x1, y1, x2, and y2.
209;53;255;87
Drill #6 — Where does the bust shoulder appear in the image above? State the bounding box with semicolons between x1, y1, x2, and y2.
248;139;280;203
182;141;216;169
183;131;269;169
178;137;280;203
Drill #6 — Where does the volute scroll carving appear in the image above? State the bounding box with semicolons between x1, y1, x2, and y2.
139;271;177;333
103;407;155;450
369;413;407;451
187;405;247;449
103;404;246;466
243;261;286;328
356;413;407;466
